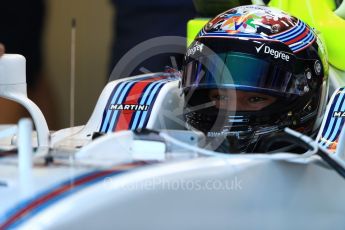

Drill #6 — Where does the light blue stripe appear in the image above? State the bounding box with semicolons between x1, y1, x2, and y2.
272;21;303;39
273;22;304;40
202;33;263;38
106;81;136;132
4;170;126;229
278;23;306;42
100;82;127;132
288;28;312;47
320;92;345;145
137;82;165;129
290;32;314;51
291;30;314;47
130;81;162;130
325;98;345;147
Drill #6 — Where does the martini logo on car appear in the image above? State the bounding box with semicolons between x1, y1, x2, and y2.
255;44;290;61
109;104;149;111
333;111;345;117
187;42;204;56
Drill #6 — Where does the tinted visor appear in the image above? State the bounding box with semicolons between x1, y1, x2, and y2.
183;51;309;96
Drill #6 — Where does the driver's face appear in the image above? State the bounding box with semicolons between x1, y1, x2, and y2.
209;89;277;111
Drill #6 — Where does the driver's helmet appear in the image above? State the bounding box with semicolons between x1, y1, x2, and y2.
182;5;329;153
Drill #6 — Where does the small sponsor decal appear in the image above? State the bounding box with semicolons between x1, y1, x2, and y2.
207;132;227;137
333;111;345;118
187;42;204;56
109;104;149;111
207;130;238;137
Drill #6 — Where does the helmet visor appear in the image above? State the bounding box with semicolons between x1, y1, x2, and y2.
183;51;309;96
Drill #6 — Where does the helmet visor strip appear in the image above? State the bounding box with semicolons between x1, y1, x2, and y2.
183;38;320;97
183;51;312;96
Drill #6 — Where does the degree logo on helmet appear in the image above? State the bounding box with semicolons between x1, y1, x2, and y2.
255;44;290;61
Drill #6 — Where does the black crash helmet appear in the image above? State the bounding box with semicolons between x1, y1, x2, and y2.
182;5;329;153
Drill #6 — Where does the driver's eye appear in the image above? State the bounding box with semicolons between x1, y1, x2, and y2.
248;96;267;103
